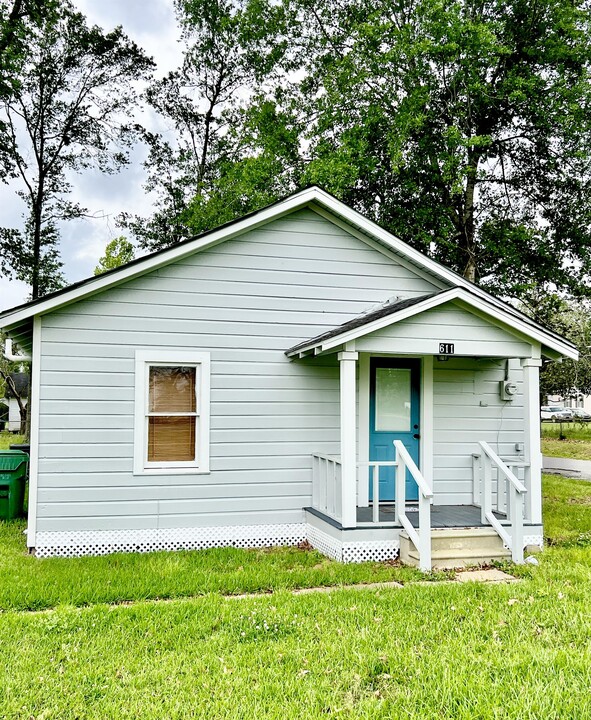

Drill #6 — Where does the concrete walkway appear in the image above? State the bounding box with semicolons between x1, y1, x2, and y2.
543;456;591;481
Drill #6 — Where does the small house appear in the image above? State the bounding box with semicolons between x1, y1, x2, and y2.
0;188;577;569
1;372;28;433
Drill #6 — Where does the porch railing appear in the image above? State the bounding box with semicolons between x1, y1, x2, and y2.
394;440;433;572
357;461;398;524
473;441;527;563
312;453;342;521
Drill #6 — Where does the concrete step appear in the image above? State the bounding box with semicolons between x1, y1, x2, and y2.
400;528;511;570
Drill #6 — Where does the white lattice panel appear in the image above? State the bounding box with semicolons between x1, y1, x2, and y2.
35;523;307;558
306;524;400;563
342;539;399;563
523;534;543;549
306;524;343;561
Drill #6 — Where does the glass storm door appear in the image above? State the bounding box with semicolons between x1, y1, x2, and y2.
369;359;420;502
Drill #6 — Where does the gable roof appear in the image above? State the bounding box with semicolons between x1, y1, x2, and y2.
286;287;578;360
0;185;576;361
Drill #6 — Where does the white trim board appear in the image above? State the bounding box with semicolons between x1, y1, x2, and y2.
26;315;42;549
133;349;211;476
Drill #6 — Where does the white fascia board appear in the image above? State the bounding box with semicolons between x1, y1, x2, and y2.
451;293;579;360
288;287;578;360
0;188;324;329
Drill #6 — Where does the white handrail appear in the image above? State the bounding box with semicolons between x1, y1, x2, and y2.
394;440;432;571
477;441;527;563
479;442;527;493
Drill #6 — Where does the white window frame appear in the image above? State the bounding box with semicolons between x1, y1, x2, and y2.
134;350;211;475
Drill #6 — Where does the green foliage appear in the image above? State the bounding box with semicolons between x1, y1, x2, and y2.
0;1;154;298
282;0;591;299
93;237;135;276
140;0;591;302
119;0;298;250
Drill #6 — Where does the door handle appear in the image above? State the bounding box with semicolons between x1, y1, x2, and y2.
413;433;420;439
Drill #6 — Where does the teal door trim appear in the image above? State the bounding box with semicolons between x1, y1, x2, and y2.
369;358;421;502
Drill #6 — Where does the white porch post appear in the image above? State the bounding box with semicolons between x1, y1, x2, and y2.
522;356;543;524
339;350;358;528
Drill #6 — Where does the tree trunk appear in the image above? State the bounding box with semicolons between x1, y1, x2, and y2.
31;184;43;300
461;152;479;283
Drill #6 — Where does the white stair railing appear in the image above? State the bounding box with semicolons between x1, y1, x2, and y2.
394;440;433;571
475;441;527;563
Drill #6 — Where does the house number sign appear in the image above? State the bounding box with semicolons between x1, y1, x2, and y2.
438;343;455;354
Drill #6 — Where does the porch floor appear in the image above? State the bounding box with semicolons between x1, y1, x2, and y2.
356;504;505;528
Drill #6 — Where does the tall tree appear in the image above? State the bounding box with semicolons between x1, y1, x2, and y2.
120;0;298;251
0;2;154;299
275;0;591;301
93;236;135;275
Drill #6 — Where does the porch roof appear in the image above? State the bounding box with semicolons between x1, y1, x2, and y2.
285;286;578;360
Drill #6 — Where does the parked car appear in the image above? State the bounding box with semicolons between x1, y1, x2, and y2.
571;408;591;422
540;406;574;422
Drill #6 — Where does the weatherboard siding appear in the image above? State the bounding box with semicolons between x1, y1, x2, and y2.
432;358;525;505
36;209;440;533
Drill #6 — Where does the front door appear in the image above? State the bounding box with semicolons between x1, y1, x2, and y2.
369;358;420;502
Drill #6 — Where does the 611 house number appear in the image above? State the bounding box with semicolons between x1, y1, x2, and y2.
438;343;455;354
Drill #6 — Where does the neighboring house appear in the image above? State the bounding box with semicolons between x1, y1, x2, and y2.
0;188;577;569
2;372;28;432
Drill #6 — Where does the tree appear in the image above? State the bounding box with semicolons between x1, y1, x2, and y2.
535;298;591;401
0;2;154;299
0;0;47;98
93;236;135;275
266;0;591;302
119;0;298;251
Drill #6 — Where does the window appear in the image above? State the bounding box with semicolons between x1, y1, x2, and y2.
134;351;210;474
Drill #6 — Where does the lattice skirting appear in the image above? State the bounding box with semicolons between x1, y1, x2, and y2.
306;524;400;563
523;534;543;549
34;523;307;558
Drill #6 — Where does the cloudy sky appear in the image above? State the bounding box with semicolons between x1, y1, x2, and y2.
0;0;184;312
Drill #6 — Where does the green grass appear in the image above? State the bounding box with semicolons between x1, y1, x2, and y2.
541;422;591;460
0;520;433;612
0;474;589;718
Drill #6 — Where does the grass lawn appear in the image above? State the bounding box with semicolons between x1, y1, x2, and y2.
0;475;590;718
541;422;591;460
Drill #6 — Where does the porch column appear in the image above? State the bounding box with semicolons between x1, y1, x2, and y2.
522;356;543;524
339;351;358;528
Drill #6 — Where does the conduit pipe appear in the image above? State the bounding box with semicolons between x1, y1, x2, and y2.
3;338;31;362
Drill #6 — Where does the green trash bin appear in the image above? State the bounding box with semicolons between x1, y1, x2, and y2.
0;450;28;520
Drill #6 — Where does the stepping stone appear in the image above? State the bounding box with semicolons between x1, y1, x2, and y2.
456;568;518;583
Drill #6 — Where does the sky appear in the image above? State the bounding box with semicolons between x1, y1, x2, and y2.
0;0;185;312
